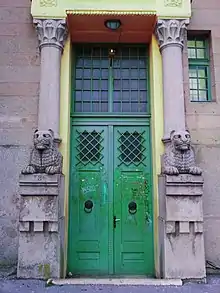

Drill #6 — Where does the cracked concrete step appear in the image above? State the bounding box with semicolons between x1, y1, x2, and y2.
48;278;183;286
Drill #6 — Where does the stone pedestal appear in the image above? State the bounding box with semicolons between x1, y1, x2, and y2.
17;174;64;279
158;174;206;280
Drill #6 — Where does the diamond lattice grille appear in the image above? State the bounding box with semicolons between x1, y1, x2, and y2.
76;130;104;166
118;131;146;167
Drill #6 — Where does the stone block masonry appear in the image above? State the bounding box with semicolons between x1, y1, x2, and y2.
0;0;40;270
158;174;206;280
17;174;64;279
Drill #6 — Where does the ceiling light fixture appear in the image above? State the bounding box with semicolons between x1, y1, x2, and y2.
104;19;121;31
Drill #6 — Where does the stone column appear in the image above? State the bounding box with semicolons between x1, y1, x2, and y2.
155;19;189;141
33;19;68;142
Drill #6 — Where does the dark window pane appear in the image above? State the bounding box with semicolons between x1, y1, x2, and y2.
139;80;146;90
113;102;122;112
75;79;82;90
75;91;82;101
120;131;142;163
83;68;92;78
100;102;108;112
79;131;101;162
93;69;101;78
130;80;139;90
92;80;100;90
114;91;121;101
101;69;109;79
76;68;83;78
102;79;108;90
121;103;131;112
83;80;91;90
139;69;146;79
92;59;101;68
84;59;92;67
131;102;147;112
122;80;130;90
74;46;148;113
76;58;83;67
101;91;108;101
74;46;109;112
75;102;82;112
121;91;130;101
92;102;100;112
114;79;121;90
82;102;91;112
91;91;100;101
82;91;91;101
112;47;148;113
130;70;139;78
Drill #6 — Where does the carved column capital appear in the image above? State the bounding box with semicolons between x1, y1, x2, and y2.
33;19;68;51
155;19;189;51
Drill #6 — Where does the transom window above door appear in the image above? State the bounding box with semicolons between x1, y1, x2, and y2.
73;46;149;114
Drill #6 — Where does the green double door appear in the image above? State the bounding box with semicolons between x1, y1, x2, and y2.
68;123;154;276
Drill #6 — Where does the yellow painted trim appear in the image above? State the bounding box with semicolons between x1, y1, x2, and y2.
156;0;191;18
59;38;164;277
59;36;164;276
31;0;191;19
66;9;157;15
59;36;72;277
149;35;164;276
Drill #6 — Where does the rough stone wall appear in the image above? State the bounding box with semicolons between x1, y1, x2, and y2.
0;0;39;269
183;0;220;269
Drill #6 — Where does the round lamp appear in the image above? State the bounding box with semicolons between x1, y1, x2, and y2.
104;19;121;30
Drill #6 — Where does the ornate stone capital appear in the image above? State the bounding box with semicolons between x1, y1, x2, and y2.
155;19;189;51
33;19;68;51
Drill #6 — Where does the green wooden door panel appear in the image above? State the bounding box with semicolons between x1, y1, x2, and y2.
113;126;154;275
68;124;154;276
68;126;110;275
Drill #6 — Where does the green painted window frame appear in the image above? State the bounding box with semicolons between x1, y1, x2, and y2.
71;44;150;117
187;35;212;102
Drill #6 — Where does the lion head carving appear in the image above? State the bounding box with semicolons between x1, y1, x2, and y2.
33;129;54;150
170;130;191;152
22;129;62;175
162;129;202;175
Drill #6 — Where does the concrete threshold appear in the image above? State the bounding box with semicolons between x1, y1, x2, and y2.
48;278;183;286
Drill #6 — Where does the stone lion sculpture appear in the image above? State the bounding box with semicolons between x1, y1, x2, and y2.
22;129;63;175
162;130;202;175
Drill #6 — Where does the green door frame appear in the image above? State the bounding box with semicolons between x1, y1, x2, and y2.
67;117;155;276
67;44;155;276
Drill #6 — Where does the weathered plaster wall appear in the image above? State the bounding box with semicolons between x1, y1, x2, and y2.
183;0;220;269
0;0;39;268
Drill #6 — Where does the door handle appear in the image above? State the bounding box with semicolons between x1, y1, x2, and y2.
113;216;120;228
